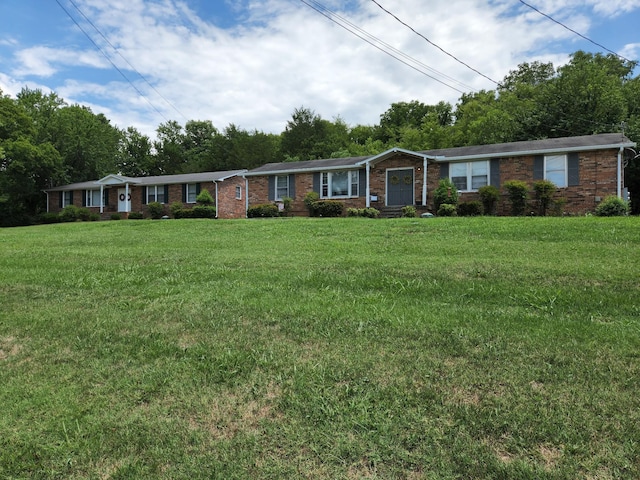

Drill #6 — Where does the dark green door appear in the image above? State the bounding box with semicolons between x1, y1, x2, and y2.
387;169;414;206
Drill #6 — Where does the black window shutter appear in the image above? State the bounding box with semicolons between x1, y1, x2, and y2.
533;155;544;180
59;191;63;208
142;186;147;205
568;153;579;186
196;183;201;195
359;169;366;197
69;190;74;204
164;185;169;203
82;190;87;207
288;174;296;199
313;173;320;193
268;176;275;201
440;163;449;179
104;189;109;206
490;158;500;188
182;184;186;203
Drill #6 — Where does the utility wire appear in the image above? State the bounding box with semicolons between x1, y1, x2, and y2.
54;0;171;124
370;0;500;85
518;0;633;63
67;0;188;121
299;0;474;94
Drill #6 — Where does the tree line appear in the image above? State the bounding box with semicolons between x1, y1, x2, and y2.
1;50;640;225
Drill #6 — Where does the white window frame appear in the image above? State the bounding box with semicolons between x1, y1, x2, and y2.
85;189;102;207
186;183;198;203
544;154;568;188
62;191;73;207
235;185;242;200
275;175;289;201
147;185;166;204
320;170;359;199
450;161;489;192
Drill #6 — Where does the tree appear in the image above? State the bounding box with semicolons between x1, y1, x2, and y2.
153;120;186;174
16;87;66;144
116;126;153;177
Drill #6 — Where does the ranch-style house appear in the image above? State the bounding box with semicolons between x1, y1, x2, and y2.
45;133;635;218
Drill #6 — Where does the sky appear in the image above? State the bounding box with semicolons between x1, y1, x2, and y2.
1;0;639;139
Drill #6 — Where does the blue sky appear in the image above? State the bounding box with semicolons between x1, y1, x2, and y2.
1;0;639;138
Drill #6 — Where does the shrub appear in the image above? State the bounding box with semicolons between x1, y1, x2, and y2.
458;201;483;216
347;208;360;217
174;208;194;219
437;203;457;216
196;189;214;205
59;205;80;222
304;191;320;215
247;204;279;218
147;201;165;219
39;212;61;224
281;196;293;216
478;185;500;215
347;207;379;218
503;180;529;216
89;213;101;221
533;179;556;216
402;206;416;217
311;200;344;217
170;202;184;218
595;196;629;216
433;178;459;211
128;212;144;220
77;207;91;221
192;205;217;218
110;214;121;220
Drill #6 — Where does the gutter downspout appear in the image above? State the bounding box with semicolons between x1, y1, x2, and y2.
422;156;428;206
244;176;249;218
214;181;219;219
365;161;371;208
100;184;104;214
44;191;49;213
617;147;623;198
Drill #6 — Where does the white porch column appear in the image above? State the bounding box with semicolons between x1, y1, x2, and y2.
125;183;130;212
365;162;371;208
100;184;104;214
422;156;428;206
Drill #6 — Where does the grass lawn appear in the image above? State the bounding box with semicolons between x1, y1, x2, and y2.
1;216;639;479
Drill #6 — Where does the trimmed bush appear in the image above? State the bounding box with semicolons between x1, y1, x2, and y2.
533;179;556;216
311;200;344;217
503;180;529;216
39;212;61;224
595;196;629;216
170;202;184;218
59;205;80;222
89;213;101;221
478;185;500;215
347;207;379;218
192;205;217;218
434;178;459;211
458;201;483;216
147;201;165;219
437;203;457;216
110;214;121;220
304;191;320;215
247;204;279;218
402;206;416;217
196;189;214;205
128;212;144;220
174;208;194;219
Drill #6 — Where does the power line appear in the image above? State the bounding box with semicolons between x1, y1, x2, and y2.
518;0;633;63
369;0;500;85
66;0;188;121
54;0;172;124
298;0;475;94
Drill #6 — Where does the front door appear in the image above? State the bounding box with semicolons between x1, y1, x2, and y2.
117;188;131;212
387;169;414;206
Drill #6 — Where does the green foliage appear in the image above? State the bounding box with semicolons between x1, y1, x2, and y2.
309;200;344;217
38;212;61;224
173;208;194;219
401;205;416;217
437;203;457;216
192;205;217;218
196;188;214;205
247;203;280;218
147;201;165;219
478;185;500;215
503;180;529;216
433;178;459;211
110;213;121;220
457;200;483;216
347;207;380;218
304;191;320;215
533;179;557;216
170;202;184;217
77;207;91;221
595;195;629;216
59;204;80;222
281;196;293;216
128;212;144;220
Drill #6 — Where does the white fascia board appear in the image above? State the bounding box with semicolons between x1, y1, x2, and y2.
436;142;637;162
216;170;248;181
96;174;141;185
355;148;439;166
244;164;361;176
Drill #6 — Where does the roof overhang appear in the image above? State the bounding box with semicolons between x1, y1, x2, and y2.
244;164;362;176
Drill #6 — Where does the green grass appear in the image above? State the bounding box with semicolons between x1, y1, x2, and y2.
1;217;639;479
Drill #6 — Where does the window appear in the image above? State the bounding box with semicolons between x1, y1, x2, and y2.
545;154;567;187
321;170;359;198
85;189;102;207
147;185;166;203
275;175;289;200
62;191;73;207
235;185;242;200
185;184;198;203
450;161;488;191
